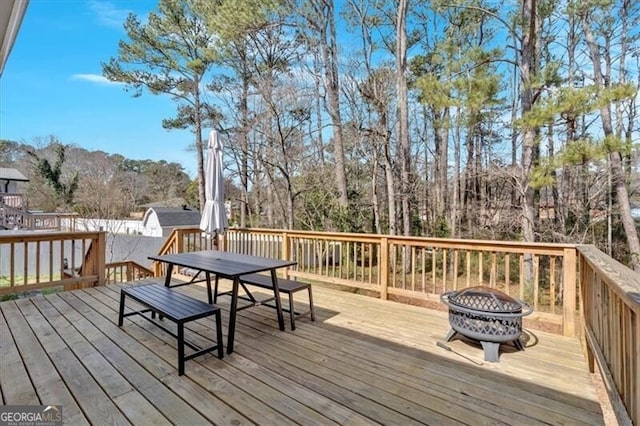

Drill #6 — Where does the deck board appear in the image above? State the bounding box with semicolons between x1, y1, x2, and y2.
0;279;604;425
0;303;39;405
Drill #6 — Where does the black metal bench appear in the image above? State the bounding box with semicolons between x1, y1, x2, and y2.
214;273;315;330
118;283;223;375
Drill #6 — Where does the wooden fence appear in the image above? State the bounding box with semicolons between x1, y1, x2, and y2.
0;230;106;295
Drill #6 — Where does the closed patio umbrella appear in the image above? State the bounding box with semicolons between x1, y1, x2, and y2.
199;130;228;236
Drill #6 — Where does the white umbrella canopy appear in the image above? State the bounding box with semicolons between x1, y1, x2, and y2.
199;130;228;235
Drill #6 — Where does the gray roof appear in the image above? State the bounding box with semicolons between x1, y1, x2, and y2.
140;197;187;208
0;168;28;181
151;207;201;227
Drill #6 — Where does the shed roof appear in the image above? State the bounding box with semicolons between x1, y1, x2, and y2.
0;168;28;181
145;207;201;228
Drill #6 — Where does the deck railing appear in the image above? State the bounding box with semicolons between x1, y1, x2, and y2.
105;260;154;284
0;203;79;231
578;245;639;424
0;192;25;209
0;230;106;295
157;227;576;334
152;226;218;277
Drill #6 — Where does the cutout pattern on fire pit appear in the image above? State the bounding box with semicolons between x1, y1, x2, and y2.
440;286;533;362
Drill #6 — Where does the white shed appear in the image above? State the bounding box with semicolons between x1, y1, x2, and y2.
142;207;201;237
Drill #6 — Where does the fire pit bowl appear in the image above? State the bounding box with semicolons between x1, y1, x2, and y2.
440;286;533;362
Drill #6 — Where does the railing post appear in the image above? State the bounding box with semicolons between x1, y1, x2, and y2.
282;232;290;261
281;231;290;279
96;231;106;286
126;263;133;282
380;237;389;300
176;229;185;253
153;261;163;278
562;247;577;337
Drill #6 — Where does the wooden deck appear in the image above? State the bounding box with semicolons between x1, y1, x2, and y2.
0;279;604;425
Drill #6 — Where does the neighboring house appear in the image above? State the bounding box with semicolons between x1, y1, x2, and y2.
0;167;28;193
0;167;29;208
142;206;201;237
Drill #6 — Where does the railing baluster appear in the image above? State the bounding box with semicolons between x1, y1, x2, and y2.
23;241;28;286
453;250;458;291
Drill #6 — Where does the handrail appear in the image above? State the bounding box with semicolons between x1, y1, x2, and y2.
578;245;639;425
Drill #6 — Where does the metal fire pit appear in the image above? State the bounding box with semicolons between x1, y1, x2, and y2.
440;286;533;362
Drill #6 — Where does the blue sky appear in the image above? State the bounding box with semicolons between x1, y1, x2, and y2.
0;0;200;177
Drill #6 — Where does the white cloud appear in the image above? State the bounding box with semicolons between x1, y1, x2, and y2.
71;74;124;86
87;1;131;29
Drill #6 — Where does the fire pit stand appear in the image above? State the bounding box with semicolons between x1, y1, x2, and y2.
440;286;533;362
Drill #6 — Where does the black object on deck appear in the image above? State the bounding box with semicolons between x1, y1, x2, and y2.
118;283;223;375
216;273;315;330
440;286;533;362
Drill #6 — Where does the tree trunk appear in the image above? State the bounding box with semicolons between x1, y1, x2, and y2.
372;148;381;233
452;114;461;238
581;7;640;271
194;75;206;212
520;0;537;246
396;0;410;237
384;137;397;235
239;57;250;227
320;0;349;207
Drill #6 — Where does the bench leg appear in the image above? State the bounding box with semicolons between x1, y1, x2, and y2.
118;292;126;326
308;286;315;322
215;310;224;359
271;270;285;331
178;323;185;376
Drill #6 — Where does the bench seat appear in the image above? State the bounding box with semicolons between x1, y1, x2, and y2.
118;283;223;375
215;273;315;330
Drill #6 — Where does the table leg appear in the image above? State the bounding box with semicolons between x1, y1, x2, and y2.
205;271;213;304
214;275;220;304
164;264;174;287
227;277;240;354
271;269;285;331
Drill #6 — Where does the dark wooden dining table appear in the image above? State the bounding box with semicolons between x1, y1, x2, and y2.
148;250;296;354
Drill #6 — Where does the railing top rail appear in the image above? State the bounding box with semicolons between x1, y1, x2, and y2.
0;230;104;242
578;245;640;311
224;227;577;253
28;212;79;217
